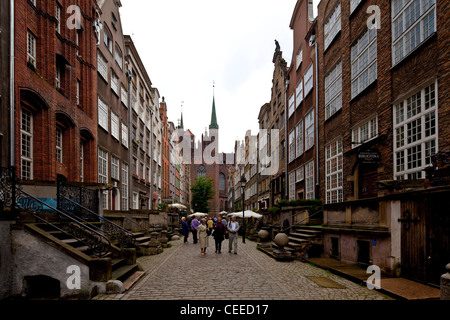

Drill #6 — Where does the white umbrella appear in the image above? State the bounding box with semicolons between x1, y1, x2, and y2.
169;203;187;210
188;212;208;218
228;210;263;219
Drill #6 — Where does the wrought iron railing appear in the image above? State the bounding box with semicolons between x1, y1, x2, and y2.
0;166;18;215
57;180;99;221
123;216;153;235
59;196;135;248
16;189;111;257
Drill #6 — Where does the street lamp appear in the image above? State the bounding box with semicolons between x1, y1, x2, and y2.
240;175;247;244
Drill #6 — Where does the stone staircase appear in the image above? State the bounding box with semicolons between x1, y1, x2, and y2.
286;225;323;258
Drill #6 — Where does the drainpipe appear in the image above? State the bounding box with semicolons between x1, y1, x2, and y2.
10;0;15;168
314;40;320;194
126;70;132;210
284;78;289;200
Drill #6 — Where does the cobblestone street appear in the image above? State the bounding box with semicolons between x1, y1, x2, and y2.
95;238;389;300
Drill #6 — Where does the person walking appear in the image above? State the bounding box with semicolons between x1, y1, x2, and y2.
181;217;189;244
191;216;200;244
227;215;240;254
213;217;226;253
198;219;209;255
207;217;214;236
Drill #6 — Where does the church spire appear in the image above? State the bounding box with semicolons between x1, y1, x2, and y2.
209;82;219;130
180;112;184;130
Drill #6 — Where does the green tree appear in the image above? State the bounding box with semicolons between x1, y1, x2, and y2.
191;177;215;213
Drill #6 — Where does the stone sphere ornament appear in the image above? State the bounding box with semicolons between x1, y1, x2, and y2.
274;233;289;248
257;230;270;241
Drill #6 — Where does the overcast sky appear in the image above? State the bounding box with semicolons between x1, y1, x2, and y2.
120;0;319;154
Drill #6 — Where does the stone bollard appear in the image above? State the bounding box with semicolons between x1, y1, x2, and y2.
441;264;450;300
160;230;169;248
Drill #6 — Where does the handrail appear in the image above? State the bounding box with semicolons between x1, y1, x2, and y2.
60;195;135;248
280;209;324;233
16;189;111;257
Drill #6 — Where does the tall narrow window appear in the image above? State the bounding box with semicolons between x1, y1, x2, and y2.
111;156;120;181
289;129;296;163
304;64;314;96
324;3;341;50
55;64;61;89
111;111;119;140
296;120;304;158
76;80;81;106
21;109;33;180
289;171;296;201
111;71;119;94
56;127;63;163
121;164;129;210
115;44;123;69
80;141;84;182
219;173;226;191
197;165;206;178
55;3;62;34
98;149;108;209
103;26;113;53
296;47;303;70
288;93;295;118
296;79;303;108
98;97;109;131
27;31;36;66
325;61;342;119
305;161;315;200
351;28;377;98
121;123;129;148
305;109;315;150
97;52;108;81
326;139;343;204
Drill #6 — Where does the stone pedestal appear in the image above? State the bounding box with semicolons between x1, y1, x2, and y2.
272;233;294;261
160;230;169;248
441;264;450;300
257;229;271;249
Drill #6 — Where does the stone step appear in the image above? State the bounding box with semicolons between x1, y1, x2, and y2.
111;258;126;272
61;238;82;246
288;237;310;245
286;241;309;248
111;264;139;282
135;237;151;243
123;271;146;291
290;232;317;239
132;232;145;238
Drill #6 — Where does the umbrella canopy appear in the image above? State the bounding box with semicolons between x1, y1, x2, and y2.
169;203;187;210
227;210;263;219
220;211;228;215
187;212;208;218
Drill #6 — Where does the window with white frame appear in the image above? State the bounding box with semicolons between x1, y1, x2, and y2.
305;109;315;150
121;86;128;106
288;93;295;118
98;97;108;131
326;139;343;204
296;79;303;108
98;149;108;184
97;52;108;81
305;161;315;200
351;28;377;98
296;47;303;70
394;81;437;180
350;0;363;13
115;43;123;69
111;71;119;95
352;114;378;148
56;127;63;163
296;120;304;158
121;163;129;210
80;142;84;182
55;64;61;89
111;111;119;140
289;171;296;201
325;61;342;120
55;3;62;34
132;192;138;210
304;64;314;96
21;109;33;180
324;3;341;50
392;0;436;65
111;156;120;181
76;80;81;106
103;25;113;53
289;129;296;163
27;31;36;66
121;123;129;148
296;166;304;183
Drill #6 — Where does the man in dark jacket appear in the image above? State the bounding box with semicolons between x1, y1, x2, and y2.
213;217;226;253
181;217;190;244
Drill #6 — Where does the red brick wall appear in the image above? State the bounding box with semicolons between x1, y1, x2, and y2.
14;0;98;183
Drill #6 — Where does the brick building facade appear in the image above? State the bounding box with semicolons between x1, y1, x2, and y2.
96;0;130;211
14;0;99;183
0;0;11;167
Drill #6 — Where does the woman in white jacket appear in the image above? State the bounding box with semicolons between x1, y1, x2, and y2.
198;219;209;255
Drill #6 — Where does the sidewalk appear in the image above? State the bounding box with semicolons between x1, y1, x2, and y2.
306;257;441;300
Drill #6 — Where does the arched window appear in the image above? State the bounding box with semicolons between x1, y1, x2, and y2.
197;165;206;178
219;173;226;191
